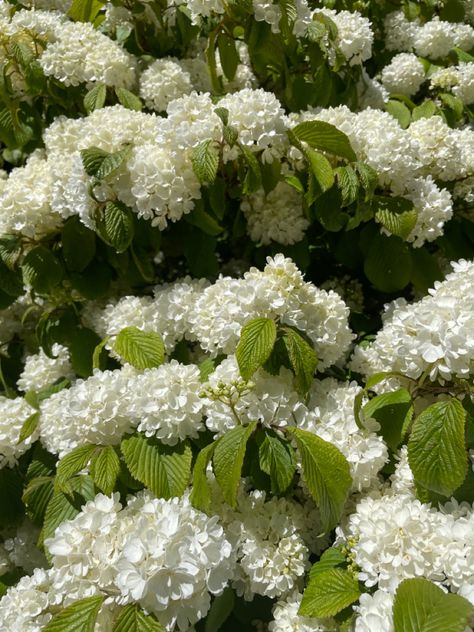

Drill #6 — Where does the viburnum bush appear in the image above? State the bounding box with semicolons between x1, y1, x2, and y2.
0;0;474;630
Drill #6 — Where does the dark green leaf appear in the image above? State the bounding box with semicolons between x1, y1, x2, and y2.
217;33;240;81
22;247;63;293
205;588;235;632
364;233;412;292
281;326;317;397
62;216;96;272
363;389;414;451
17;411;40;445
97;201;135;253
81;145;131;180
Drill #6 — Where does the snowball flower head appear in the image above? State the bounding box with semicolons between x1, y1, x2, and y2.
139;58;193;112
17;343;74;393
381;53;426;96
0;397;38;469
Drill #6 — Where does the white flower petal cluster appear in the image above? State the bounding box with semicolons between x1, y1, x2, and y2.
39;20;136;88
384;11;474;59
17;343;74;392
430;62;474;105
39;366;137;457
350;259;474;382
269;589;337;631
139;58;193;113
220;489;319;599
354;589;394;632
202;355;302;436
315;9;374;65
46;491;235;631
381;53;426;96
189;254;354;368
183;0;225;23
131;361;205;444
0;566;117;632
0;150;61;238
300;379;388;491
0;396;37;469
241;181;309;245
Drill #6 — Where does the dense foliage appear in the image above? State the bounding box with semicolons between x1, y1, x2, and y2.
0;0;474;630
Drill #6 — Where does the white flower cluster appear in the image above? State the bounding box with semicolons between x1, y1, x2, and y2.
17;343;74;392
339;492;474;599
351;259;474;382
430;62;474;105
269;589;337;631
300;379;388;492
0;396;37;469
241;181;309;245
38;20;136;88
139;58;193;113
381;53;426;96
384;11;474;59
44;491;235;630
354;589;394;632
299;106;455;246
315;8;374;65
189;254;354;366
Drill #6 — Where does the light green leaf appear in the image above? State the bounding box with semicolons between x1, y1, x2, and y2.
114;327;165;370
56;444;97;487
299;568;361;618
363;389;414;451
97;200;134;253
43;597;104;632
192;140;219;184
190;441;218;512
17;411;40;445
68;0;105;22
83;84;106;113
236;318;277;381
113;604;165;632
412;100;438;121
90;446;120;495
286;427;352;532
241;145;262;194
291;121;357;162
259;430;296;494
115;87;143;111
408;398;467;496
92;336;110;371
281;326;317;397
305;147;334;204
386;100;412;128
374;196;418;241
22;246;63;293
364;233;412;293
43;475;95;543
121;434;192;499
393;578;474;632
213;422;257;508
335;165;359;207
80;145;131;180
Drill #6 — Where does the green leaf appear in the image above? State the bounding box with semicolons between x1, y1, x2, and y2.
364;233;412;293
259;430;296;494
393;578;474;632
240;145;262;194
83;83;106;113
440;92;464;118
299;569;361;618
68;0;105;22
22;246;63;293
408;398;467;497
236;317;277;381
56;444;97;487
192;140;219;184
113;605;164;631
115;87;143;111
386;100;412;128
198;357;216;383
213;422;257;508
214;107;229;126
412;100;438;121
217;33;239;81
43;596;105;632
80;145;131;180
281;326;317;397
363;389;414;451
291;121;357;162
62;216;96;272
114;327;165;370
17;411;39;445
90;446;120;495
335;165;359;207
0;260;23;297
260;159;281;194
97;201;134;253
286;427;351;532
43;475;95;543
309;547;347;581
120;434;192;499
185;205;223;236
205;588;235;632
305;148;334;204
374;196;417;241
0;235;22;270
190;441;218;512
355;162;378;199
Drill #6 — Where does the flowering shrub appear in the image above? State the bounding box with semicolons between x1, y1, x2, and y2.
0;0;473;630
